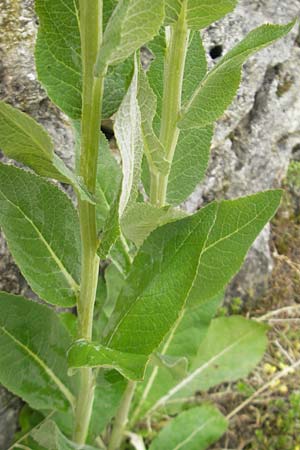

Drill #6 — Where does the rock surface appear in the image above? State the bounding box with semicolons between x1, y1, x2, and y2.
0;0;300;447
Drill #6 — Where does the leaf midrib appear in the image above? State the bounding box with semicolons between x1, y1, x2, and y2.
0;189;79;295
0;326;75;409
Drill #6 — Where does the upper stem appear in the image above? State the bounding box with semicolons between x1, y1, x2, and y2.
73;0;103;445
150;2;189;207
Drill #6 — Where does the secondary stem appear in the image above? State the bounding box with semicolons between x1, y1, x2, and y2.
108;381;136;450
73;0;103;444
150;1;189;207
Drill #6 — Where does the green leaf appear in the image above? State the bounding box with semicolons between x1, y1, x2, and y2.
70;191;280;381
145;32;212;204
149;405;227;450
151;317;268;409
35;0;82;119
0;292;76;412
131;294;222;420
0;101;93;203
114;57;143;215
121;202;187;247
167;125;213;204
0;164;80;307
95;0;165;76
167;0;237;30
179;21;295;129
103;58;134;119
187;190;282;307
68;339;148;380
138;68;169;175
104;191;280;356
89;370;126;439
32;421;97;450
96;133;122;230
98;187;121;260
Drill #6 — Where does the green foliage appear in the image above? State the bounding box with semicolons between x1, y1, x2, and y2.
0;1;295;449
0;292;76;411
179;22;295;129
0;164;81;306
32;421;98;449
149;404;228;450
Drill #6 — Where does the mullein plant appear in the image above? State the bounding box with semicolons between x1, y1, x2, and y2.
0;1;296;449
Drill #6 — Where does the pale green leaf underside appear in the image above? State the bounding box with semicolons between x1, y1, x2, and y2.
32;421;97;450
0;292;76;412
152;316;268;409
71;191;281;381
165;0;237;29
179;21;295;129
114;58;143;216
121;202;187;247
0;164;81;307
138;68;170;175
0;101;93;203
149;405;227;450
68;340;148;380
96;0;165;75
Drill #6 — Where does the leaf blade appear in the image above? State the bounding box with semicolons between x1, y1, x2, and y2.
149;404;227;450
179;22;295;129
0;293;76;411
0;164;81;306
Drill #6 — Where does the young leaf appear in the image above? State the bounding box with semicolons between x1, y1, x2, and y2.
35;0;82;120
0;101;93;203
149;405;227;450
137;68;169;176
121;202;186;247
114;58;143;216
151;317;268;409
179;21;295;129
0;292;76;412
145;31;212;204
186;190;282;307
165;0;238;29
96;132;122;230
98;187;121;260
95;0;165;76
103;58;134;119
32;421;97;450
0;164;81;307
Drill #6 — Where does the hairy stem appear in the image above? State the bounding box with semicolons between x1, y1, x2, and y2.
108;381;136;450
150;1;189;207
73;0;103;444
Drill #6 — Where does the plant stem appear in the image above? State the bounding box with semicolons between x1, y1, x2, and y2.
108;381;136;450
150;1;189;207
73;0;103;445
